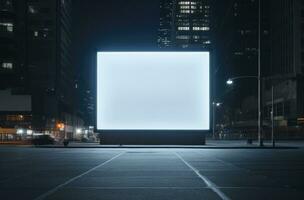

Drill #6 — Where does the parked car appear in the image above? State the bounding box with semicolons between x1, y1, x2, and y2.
32;135;55;145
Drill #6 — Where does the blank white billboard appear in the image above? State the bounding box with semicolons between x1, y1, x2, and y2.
97;52;210;130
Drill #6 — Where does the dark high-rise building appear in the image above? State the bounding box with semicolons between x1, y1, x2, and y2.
0;0;79;138
214;0;270;126
0;0;31;134
0;0;27;90
215;0;304;130
27;0;74;132
263;0;304;127
75;77;94;126
158;0;212;50
158;0;174;48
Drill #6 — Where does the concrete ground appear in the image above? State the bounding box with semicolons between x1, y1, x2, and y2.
1;146;304;200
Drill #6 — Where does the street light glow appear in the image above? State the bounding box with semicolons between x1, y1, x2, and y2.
213;102;222;107
226;79;233;85
16;129;24;135
56;123;65;131
76;128;82;134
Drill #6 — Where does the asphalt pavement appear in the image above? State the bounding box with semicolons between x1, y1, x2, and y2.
1;146;304;200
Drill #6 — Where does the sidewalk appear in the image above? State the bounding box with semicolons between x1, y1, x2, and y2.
33;140;301;149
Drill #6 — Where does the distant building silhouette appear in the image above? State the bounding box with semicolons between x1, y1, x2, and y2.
213;0;270;130
263;0;304;127
215;0;304;131
0;0;82;139
158;0;212;50
27;0;75;134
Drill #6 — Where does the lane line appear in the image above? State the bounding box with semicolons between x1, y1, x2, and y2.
64;186;209;189
175;152;231;200
64;186;288;190
33;151;125;200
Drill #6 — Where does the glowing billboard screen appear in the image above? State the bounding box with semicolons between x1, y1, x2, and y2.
97;52;210;130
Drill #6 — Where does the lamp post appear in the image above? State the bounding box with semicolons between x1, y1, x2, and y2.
257;0;263;146
212;102;222;139
224;0;264;146
271;85;275;147
226;76;263;146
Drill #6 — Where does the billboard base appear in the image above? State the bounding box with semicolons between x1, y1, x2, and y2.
98;130;206;145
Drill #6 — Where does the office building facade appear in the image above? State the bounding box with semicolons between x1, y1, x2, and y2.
214;0;270;128
263;0;304;127
158;0;212;50
0;0;79;138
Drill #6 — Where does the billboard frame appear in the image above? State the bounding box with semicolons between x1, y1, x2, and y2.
94;50;212;145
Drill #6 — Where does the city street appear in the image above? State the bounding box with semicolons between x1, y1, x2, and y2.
1;0;304;199
1;146;304;200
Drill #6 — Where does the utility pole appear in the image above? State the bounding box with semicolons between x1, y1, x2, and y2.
271;86;275;147
212;102;215;139
258;0;263;146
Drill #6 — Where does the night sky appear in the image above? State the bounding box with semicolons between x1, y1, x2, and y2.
73;0;160;83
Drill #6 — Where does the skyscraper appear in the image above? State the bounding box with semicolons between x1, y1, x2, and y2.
27;0;74;133
214;0;270;126
0;0;79;138
215;0;304;130
263;0;304;126
158;0;174;48
0;0;27;90
0;0;31;134
158;0;212;50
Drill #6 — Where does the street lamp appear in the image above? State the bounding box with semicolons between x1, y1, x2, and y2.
226;75;263;146
212;102;222;139
226;79;233;85
226;0;263;146
258;0;262;146
76;128;82;134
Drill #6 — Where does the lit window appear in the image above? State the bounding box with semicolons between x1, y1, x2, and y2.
179;1;190;5
178;27;190;31
180;6;189;9
176;35;190;39
180;10;190;13
0;22;13;32
2;63;13;69
193;26;210;31
34;31;38;37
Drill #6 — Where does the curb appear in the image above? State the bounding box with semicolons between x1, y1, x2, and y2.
34;145;298;149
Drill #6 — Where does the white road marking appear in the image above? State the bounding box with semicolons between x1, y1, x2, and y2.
175;152;231;200
64;186;281;190
64;186;209;189
33;151;125;200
